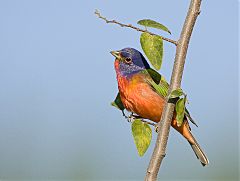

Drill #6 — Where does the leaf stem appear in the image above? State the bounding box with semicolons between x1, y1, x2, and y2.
95;10;177;46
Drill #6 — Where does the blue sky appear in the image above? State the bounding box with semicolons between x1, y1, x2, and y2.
0;0;238;180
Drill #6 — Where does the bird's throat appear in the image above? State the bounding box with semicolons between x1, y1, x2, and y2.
114;60;144;78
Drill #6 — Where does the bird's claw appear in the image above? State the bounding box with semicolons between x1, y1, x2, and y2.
154;125;159;133
127;115;135;123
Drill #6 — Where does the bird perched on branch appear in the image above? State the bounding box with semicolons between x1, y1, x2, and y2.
110;47;209;166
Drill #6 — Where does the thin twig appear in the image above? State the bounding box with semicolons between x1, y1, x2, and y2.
95;10;178;46
141;119;156;127
125;114;156;127
145;0;202;180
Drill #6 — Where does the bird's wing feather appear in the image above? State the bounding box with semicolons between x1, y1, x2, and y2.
142;68;169;98
143;68;198;127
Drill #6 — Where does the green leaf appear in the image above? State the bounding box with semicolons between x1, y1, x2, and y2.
140;32;163;70
138;19;171;34
111;93;125;110
175;98;186;127
132;119;152;156
169;88;184;99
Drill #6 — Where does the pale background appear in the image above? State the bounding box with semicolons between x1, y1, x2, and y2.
0;0;238;180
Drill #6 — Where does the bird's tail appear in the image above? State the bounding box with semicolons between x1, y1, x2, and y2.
188;132;209;166
171;119;209;166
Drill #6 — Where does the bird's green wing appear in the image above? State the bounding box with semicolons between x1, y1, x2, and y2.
145;68;169;98
185;108;198;127
144;68;198;127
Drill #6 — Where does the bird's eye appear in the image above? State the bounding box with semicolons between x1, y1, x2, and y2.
125;57;132;64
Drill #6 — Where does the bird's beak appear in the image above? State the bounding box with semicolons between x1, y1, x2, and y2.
110;50;121;60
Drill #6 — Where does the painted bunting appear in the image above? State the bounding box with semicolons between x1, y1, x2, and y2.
110;47;209;166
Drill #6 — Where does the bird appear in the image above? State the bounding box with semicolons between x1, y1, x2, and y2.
110;47;209;166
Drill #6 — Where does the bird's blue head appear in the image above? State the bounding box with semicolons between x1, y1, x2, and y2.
111;48;150;77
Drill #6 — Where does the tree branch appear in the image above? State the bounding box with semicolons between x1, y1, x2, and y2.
95;10;178;46
144;0;202;180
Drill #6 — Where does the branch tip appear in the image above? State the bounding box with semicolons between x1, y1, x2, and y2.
95;10;177;46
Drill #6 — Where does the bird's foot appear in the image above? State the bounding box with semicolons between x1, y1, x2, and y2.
154;125;159;133
127;115;135;123
126;113;143;123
